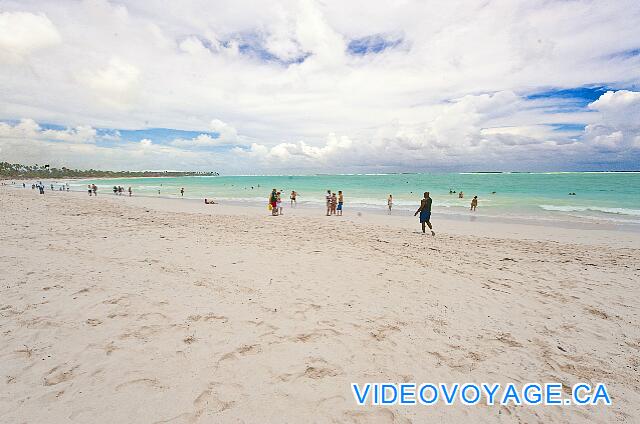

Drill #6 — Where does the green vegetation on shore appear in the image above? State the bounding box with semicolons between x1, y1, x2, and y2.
0;162;219;179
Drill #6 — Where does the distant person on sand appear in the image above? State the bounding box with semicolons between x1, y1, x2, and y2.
337;191;343;216
92;184;97;196
204;198;217;204
470;196;478;211
290;190;297;207
269;189;278;216
128;186;132;196
88;184;92;196
325;190;332;216
414;192;435;236
330;192;337;215
277;191;283;215
387;195;393;214
181;187;184;197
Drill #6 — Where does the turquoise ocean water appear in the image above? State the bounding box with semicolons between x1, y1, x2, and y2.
61;172;640;227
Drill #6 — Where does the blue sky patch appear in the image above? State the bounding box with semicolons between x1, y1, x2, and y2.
116;128;218;144
607;47;640;60
525;86;610;107
347;34;402;55
221;32;310;65
549;123;586;133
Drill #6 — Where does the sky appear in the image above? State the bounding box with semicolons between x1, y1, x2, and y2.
1;0;640;173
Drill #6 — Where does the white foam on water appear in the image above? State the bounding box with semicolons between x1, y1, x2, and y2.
539;204;640;216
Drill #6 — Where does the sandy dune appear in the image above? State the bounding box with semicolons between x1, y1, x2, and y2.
1;187;639;423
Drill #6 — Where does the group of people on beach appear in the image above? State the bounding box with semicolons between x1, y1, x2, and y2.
30;182;69;194
266;188;436;235
325;190;344;216
267;190;300;215
112;185;132;196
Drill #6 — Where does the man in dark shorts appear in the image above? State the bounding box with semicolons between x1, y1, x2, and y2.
414;191;435;236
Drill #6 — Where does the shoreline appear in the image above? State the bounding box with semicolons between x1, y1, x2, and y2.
6;185;640;246
6;175;640;232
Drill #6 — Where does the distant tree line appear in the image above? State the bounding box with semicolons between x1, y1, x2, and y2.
0;162;219;178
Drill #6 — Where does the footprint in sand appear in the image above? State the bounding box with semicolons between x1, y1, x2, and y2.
343;408;411;424
44;365;78;386
277;358;342;381
138;312;169;321
103;295;131;307
192;383;235;418
115;378;167;392
370;324;401;342
495;332;523;348
119;325;161;341
86;318;102;326
202;313;228;323
303;365;340;379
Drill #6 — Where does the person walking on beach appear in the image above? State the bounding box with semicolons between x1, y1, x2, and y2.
387;194;393;214
414;192;435;236
180;187;184;197
128;186;132;197
269;189;278;216
92;184;97;196
88;184;93;196
290;190;297;207
337;191;344;216
470;196;478;211
325;190;332;216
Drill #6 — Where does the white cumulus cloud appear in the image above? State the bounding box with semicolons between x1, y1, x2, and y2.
0;11;61;63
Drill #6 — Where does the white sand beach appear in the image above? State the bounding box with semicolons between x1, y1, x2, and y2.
1;187;639;423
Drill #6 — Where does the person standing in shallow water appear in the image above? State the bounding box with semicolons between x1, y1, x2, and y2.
290;190;297;207
414;192;435;236
387;194;393;214
470;196;478;211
